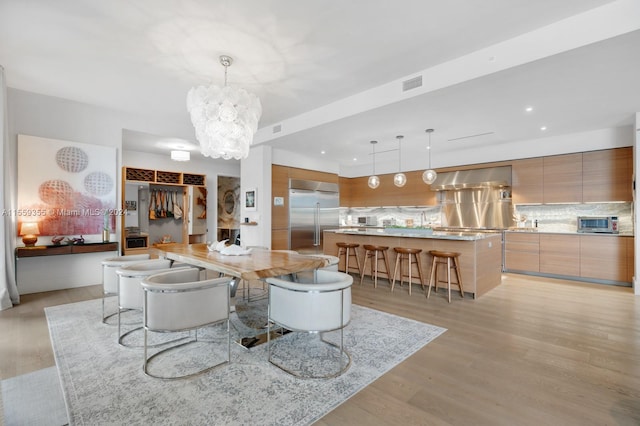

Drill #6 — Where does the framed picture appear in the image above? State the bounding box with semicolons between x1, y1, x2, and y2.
244;188;257;211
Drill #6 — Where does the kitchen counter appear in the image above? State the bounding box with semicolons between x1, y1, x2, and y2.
324;229;502;298
331;228;498;241
504;229;633;236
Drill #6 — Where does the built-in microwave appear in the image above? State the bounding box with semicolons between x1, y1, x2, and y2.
357;216;377;226
577;216;618;233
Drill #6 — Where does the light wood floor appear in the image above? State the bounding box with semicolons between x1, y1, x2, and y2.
1;274;639;425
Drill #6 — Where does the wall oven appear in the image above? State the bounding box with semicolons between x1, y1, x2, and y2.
577;216;618;233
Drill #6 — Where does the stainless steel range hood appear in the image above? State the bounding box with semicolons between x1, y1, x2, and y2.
431;166;511;190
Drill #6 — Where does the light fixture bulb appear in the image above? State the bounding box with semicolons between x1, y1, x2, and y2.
394;172;407;187
368;140;379;189
394;135;406;187
422;169;437;184
423;128;437;185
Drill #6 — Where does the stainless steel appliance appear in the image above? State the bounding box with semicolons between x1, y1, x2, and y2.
431;166;514;229
577;216;618;233
357;216;377;226
289;179;339;254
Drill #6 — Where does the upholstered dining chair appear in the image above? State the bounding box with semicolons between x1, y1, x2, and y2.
116;259;189;347
141;268;232;380
265;269;353;379
101;254;150;324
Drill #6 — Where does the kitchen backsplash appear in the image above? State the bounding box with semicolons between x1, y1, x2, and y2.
341;202;633;234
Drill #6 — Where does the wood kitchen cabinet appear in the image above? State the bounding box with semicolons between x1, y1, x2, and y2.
582;147;632;202
511;157;543;204
543;153;583;203
339;171;438;207
580;235;630;282
504;232;540;272
540;234;580;276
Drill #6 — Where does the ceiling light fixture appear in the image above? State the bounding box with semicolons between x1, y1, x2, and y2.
170;150;190;161
368;140;380;189
186;55;262;160
393;135;407;188
422;129;437;184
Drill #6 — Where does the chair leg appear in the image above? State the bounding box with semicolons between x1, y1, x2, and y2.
382;251;391;285
359;250;370;286
391;254;401;292
407;255;413;296
415;254;426;292
427;256;437;299
372;251;379;288
454;256;464;298
353;249;362;275
447;258;452;303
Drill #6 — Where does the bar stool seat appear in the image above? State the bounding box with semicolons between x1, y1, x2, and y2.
360;245;391;288
428;250;464;303
391;247;425;295
336;242;361;276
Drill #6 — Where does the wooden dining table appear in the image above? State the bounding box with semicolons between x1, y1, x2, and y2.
151;243;330;348
152;243;328;280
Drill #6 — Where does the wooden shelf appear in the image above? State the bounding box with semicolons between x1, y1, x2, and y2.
16;242;119;258
240;222;258;226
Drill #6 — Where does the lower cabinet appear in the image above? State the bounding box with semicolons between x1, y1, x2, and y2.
504;232;633;284
504;233;539;272
580;235;631;282
540;234;580;276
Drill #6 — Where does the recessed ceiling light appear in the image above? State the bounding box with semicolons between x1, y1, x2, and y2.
321;150;326;154
353;157;357;162
525;106;533;112
540;126;547;131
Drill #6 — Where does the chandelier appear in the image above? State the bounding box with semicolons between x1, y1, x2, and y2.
368;140;380;189
186;55;262;160
393;135;407;187
422;129;437;184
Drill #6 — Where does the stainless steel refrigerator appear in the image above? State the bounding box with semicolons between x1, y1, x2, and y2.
289;179;339;254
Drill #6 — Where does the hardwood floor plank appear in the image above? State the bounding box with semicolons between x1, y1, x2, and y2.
1;273;639;424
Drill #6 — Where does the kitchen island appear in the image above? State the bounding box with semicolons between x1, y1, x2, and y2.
324;228;503;298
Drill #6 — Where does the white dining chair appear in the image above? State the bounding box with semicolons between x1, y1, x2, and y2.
266;269;353;378
116;259;190;347
141;268;232;379
101;254;150;324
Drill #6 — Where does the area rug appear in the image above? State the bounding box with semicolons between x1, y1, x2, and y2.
46;298;446;425
1;367;68;426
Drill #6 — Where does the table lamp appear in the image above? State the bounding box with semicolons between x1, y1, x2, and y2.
20;222;40;246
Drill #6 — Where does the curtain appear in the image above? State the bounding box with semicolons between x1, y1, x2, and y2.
0;65;19;310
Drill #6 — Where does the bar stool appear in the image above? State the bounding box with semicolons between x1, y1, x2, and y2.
360;245;391;288
336;242;361;276
391;247;425;295
428;250;464;303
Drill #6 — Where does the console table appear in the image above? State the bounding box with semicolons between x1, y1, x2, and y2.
15;242;119;258
15;242;119;294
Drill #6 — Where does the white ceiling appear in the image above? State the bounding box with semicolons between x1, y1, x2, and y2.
2;0;639;173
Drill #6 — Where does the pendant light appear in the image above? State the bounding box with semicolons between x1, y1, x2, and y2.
422;128;437;184
393;135;407;187
367;140;380;189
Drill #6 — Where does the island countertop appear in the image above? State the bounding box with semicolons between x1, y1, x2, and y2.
324;229;503;298
327;228;499;241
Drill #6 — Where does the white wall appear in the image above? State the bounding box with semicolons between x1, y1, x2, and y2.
240;145;272;248
6;88;237;293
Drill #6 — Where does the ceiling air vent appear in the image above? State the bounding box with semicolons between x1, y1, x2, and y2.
402;76;422;92
273;124;282;134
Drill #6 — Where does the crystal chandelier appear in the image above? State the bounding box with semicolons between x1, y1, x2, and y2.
186;55;262;160
422;128;437;184
393;135;407;187
368;140;380;189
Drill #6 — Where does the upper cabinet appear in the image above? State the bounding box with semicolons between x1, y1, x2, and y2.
511;157;543;204
582;147;632;202
340;170;438;207
543;153;583;204
511;148;633;205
